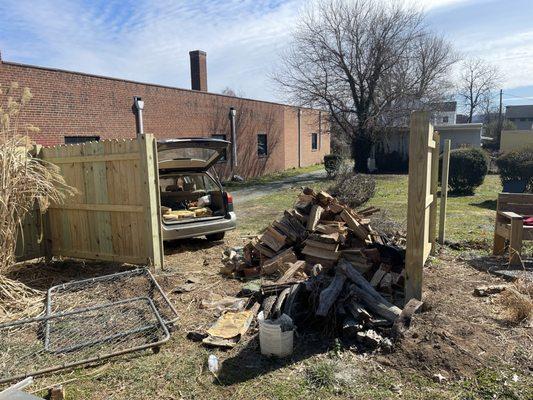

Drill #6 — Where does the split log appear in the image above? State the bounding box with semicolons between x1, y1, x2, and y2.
392;298;423;338
370;265;388;287
337;260;401;322
340;209;370;240
342;317;363;339
259;226;287;252
277;260;306;284
302;244;339;261
262;248;297;275
345;299;371;323
307;205;324;231
316;191;334;207
316;273;347;317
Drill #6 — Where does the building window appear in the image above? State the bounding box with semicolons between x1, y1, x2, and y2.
442;116;449;123
212;134;227;162
64;136;100;144
311;133;318;150
257;134;268;157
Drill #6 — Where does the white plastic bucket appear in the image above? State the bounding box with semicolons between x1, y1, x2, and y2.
258;312;294;357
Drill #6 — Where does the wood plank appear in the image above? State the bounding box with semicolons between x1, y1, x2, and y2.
57;249;147;264
438;139;451;244
429;131;440;253
405;111;432;301
45;152;140;164
49;203;144;212
139;135;164;269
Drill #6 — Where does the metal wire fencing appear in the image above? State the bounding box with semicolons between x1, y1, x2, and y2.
0;268;178;385
46;268;179;325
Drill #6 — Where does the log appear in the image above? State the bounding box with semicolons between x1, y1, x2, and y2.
277;260;307;284
340;209;370;240
259;226;287;252
262;248;297;275
307;205;324;231
316;272;347;317
316;191;334;207
337;260;401;322
392;298;423;338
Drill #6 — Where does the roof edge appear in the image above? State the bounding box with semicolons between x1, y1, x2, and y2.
1;60;324;112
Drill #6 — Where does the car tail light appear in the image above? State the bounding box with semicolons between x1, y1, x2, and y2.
224;192;234;213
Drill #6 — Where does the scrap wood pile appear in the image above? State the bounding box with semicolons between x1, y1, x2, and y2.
217;187;417;350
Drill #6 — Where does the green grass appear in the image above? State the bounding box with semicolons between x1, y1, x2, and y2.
222;163;324;189
366;174;502;245
236;173;502;248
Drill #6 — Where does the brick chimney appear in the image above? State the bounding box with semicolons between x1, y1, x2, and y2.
189;50;207;91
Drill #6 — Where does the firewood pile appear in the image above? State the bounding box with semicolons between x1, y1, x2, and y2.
221;188;415;350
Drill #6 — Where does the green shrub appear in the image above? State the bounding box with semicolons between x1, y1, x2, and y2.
448;148;488;195
324;154;343;177
496;147;533;192
328;166;375;208
375;149;408;173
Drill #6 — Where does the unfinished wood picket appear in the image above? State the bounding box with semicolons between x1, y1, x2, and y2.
18;135;164;269
405;111;440;301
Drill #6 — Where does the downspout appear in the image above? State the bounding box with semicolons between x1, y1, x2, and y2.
297;108;301;168
318;111;322;151
133;96;145;136
229;107;237;177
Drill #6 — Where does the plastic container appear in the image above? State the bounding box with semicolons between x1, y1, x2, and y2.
258;312;294;357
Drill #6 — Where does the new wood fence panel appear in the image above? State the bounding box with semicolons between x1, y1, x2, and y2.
405;111;439;301
39;136;163;268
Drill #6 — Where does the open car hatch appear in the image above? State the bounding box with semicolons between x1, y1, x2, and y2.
157;138;230;172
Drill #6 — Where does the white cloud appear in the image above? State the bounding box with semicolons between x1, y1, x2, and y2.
0;0;303;101
1;0;532;101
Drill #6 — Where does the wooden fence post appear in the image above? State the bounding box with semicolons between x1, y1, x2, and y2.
405;111;438;301
438;139;451;244
429;131;440;254
139;134;164;270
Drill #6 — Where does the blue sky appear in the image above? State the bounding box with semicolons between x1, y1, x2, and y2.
1;0;532;109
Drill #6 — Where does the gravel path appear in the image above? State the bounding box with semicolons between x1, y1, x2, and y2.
229;169;326;205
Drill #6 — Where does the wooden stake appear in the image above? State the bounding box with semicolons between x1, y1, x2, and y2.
438;139;451;245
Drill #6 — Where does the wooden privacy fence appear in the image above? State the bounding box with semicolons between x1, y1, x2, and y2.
405;111;440;301
18;135;164;269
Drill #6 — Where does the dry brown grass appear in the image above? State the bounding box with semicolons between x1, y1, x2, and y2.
0;82;76;320
498;280;533;323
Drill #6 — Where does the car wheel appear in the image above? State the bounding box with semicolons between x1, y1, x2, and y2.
206;232;225;241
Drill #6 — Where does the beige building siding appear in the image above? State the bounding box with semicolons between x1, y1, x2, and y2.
501;130;533;152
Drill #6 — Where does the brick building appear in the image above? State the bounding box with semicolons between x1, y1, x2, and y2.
0;50;329;178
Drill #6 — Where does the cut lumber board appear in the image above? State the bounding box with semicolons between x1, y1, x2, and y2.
307;205;324;231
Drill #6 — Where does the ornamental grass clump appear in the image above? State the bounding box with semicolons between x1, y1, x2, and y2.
0;82;76;320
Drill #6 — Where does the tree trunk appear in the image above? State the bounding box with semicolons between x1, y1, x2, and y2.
351;133;372;173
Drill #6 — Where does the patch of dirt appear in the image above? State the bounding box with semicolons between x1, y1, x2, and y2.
379;250;532;380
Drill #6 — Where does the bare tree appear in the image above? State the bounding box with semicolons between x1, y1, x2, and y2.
458;58;501;123
274;0;457;171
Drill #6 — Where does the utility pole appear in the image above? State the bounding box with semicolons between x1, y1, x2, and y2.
497;89;503;149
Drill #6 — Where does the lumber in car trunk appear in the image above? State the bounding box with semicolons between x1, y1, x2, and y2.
160;172;227;225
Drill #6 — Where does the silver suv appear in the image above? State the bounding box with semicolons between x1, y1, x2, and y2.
158;138;236;242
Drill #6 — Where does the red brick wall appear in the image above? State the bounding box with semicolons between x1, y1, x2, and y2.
0;60;329;177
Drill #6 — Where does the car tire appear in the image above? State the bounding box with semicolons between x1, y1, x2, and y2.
206;232;225;241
